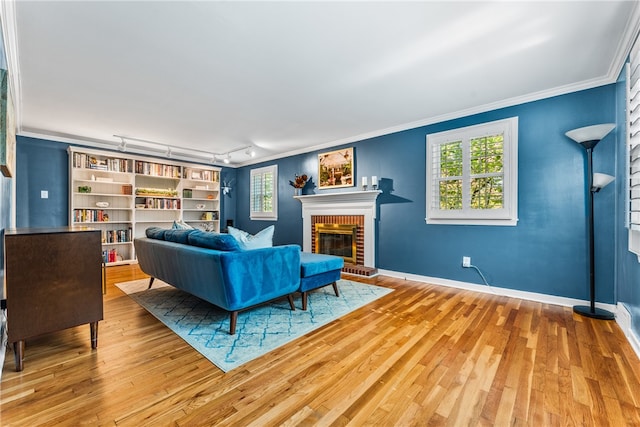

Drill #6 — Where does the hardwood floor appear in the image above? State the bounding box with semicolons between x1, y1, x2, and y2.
2;265;640;426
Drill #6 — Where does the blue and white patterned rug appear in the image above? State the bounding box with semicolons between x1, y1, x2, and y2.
116;279;392;372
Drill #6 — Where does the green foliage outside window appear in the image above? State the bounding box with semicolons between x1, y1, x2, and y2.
438;133;504;210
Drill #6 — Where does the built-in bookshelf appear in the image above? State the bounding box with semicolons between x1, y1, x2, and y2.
69;147;221;265
181;166;221;231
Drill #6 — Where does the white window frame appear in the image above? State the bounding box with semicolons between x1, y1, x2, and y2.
250;165;278;221
426;117;518;226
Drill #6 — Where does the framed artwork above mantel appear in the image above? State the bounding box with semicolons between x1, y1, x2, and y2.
318;147;353;189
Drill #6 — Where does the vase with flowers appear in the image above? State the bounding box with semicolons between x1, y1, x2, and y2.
289;174;309;196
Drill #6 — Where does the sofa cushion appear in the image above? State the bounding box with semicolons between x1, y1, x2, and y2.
164;229;195;244
228;225;274;250
188;230;241;251
145;226;167;240
300;252;344;277
172;219;194;230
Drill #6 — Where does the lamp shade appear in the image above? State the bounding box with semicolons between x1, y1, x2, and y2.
592;173;615;190
565;124;615;144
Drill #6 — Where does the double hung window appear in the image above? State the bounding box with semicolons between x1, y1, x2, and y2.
426;117;518;225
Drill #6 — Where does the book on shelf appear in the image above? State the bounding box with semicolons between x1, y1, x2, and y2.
140;197;181;210
73;209;112;223
135;160;181;178
101;227;133;244
72;153;130;172
102;248;121;263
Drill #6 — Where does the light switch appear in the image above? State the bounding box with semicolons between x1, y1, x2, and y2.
41;190;48;199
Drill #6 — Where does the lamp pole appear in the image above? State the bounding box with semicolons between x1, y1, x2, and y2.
572;141;615;320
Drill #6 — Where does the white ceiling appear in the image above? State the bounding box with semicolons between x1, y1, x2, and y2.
4;1;640;166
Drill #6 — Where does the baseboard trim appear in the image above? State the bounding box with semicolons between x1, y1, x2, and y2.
376;268;618;313
616;303;640;360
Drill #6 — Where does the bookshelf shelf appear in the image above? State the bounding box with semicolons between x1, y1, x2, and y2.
69;147;221;265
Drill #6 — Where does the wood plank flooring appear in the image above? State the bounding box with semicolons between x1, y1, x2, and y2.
2;264;640;425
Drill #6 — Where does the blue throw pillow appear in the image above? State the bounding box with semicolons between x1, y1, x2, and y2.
188;230;241;251
145;227;167;240
228;225;274;250
164;229;194;244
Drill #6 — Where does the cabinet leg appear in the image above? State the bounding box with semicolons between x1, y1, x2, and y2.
13;340;24;372
90;322;98;349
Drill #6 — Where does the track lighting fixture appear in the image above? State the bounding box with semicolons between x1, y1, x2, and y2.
111;135;259;165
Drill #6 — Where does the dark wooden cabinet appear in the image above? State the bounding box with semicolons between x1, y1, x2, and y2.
4;227;103;371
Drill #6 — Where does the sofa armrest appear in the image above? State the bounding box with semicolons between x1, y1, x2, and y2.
217;245;301;310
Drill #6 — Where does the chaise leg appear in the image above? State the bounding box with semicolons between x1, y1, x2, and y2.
287;294;295;311
229;311;238;335
147;277;155;289
332;282;339;297
302;292;308;311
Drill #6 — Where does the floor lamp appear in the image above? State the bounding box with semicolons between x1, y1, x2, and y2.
565;123;616;320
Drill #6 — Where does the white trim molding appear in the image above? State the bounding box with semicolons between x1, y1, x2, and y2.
295;190;381;268
377;267;618;315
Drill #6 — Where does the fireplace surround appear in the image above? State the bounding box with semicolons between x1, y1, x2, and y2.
295;190;381;269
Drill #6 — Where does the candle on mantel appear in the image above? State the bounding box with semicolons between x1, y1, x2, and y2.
362;176;368;187
371;176;378;187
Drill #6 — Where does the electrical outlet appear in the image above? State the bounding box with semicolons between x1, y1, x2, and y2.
462;256;471;268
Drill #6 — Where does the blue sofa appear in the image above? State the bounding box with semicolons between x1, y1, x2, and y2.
134;228;301;334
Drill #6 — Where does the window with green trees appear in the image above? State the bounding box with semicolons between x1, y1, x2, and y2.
427;117;518;226
250;165;278;220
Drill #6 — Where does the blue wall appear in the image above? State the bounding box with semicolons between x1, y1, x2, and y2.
235;85;617;302
16;137;69;227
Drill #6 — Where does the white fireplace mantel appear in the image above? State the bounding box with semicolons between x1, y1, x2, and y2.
295;190;381;267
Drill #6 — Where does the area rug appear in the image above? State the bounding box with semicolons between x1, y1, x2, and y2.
116;279;393;372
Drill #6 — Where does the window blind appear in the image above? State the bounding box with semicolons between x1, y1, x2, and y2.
627;34;640;258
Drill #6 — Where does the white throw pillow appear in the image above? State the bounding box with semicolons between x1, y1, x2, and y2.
228;225;274;250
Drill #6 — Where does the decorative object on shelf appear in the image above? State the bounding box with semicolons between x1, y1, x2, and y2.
135;203;146;209
121;184;132;195
371;176;378;190
564;123;616;320
96;201;109;208
361;176;368;191
318;147;353;189
135;187;178;197
78;186;92;193
196;204;206;210
289;174;309;196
